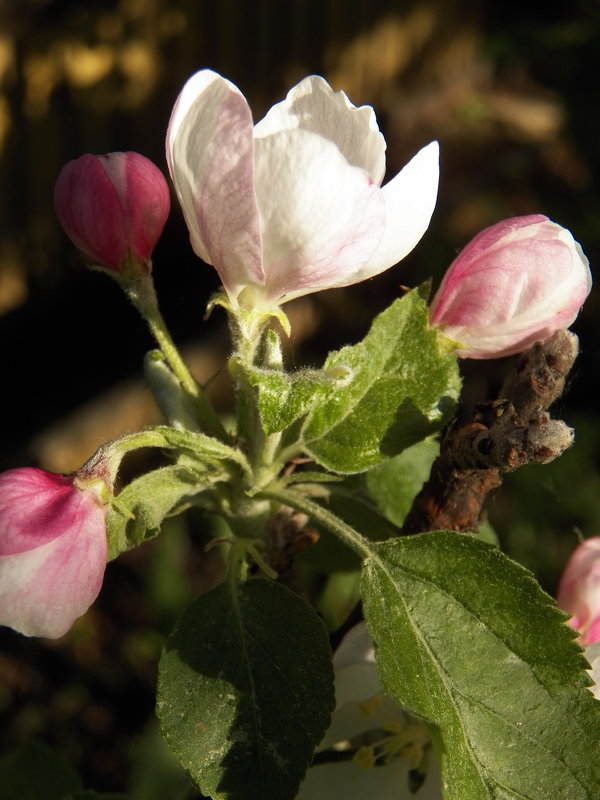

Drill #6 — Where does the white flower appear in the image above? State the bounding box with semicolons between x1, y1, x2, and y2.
585;641;600;700
167;70;439;309
296;623;442;800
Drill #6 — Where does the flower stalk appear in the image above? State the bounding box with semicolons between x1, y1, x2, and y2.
124;269;228;441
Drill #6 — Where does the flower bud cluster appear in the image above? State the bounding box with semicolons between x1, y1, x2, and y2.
1;69;594;644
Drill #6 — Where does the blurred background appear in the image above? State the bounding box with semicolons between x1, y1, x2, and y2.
0;0;599;795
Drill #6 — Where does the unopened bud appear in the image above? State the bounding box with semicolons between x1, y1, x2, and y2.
557;537;600;646
54;151;170;273
430;215;591;359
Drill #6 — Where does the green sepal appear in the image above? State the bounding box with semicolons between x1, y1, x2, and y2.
157;578;335;800
361;532;600;800
301;286;461;473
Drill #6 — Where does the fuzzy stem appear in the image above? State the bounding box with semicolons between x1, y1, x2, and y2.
125;272;227;441
259;485;372;561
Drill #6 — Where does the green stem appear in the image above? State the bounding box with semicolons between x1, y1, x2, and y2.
259;485;373;561
80;425;252;486
126;273;227;441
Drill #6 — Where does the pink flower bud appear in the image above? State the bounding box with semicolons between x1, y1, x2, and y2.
557;538;600;646
429;215;591;359
54;151;171;272
0;468;108;638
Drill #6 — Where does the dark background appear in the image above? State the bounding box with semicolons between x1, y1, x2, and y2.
0;0;599;795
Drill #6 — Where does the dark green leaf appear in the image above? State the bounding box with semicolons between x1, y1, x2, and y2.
362;532;600;800
157;579;335;800
0;741;82;800
66;793;130;799
301;288;460;473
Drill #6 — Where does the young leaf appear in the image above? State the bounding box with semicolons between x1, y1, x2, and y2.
361;532;600;800
301;287;460;473
237;361;348;435
106;464;216;559
157;578;335;800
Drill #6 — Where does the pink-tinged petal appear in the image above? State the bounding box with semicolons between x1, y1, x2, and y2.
557;537;600;646
0;468;107;638
166;70;264;302
587;616;600;647
430;216;592;359
167;71;438;305
354;141;440;282
254;75;386;184
101;152;171;263
252;128;385;304
54;152;170;272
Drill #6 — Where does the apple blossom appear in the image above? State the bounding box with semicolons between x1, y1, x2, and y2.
557;537;600;647
54;151;170;273
296;623;442;800
429;215;591;359
0;467;108;638
166;69;439;308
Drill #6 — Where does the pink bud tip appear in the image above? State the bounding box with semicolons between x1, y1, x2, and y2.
429;215;592;359
557;538;600;646
54;151;171;273
0;468;108;638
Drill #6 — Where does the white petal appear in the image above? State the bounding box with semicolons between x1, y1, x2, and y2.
166;70;264;300
585;641;600;700
253;128;385;304
332;621;376;671
356;141;439;281
254;75;386;185
296;757;412;800
297;755;442;800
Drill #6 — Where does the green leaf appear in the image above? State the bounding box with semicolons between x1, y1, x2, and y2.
240;362;348;435
361;532;600;800
0;741;82;800
366;438;440;526
106;464;215;559
301;287;461;473
157;578;335;800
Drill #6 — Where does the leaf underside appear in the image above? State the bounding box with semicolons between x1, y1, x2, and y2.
361;532;600;800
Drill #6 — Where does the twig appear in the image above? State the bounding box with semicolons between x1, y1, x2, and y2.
401;330;579;534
